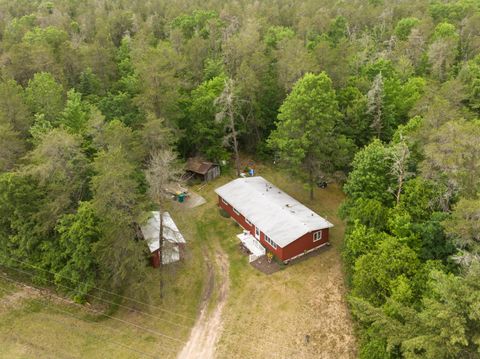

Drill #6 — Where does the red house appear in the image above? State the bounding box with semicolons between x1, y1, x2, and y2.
215;177;333;263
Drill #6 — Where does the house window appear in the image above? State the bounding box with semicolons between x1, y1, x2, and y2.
265;235;277;249
221;198;228;205
313;231;322;242
245;218;252;226
233;208;240;216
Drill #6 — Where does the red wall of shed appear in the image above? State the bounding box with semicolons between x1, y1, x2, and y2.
151;250;160;268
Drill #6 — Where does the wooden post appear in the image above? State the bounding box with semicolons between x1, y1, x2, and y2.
159;211;164;299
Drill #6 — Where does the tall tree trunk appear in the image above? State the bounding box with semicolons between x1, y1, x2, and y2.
229;106;241;177
159;210;164;299
309;167;314;200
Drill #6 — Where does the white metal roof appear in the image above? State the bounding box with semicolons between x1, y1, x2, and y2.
215;177;333;248
140;211;186;253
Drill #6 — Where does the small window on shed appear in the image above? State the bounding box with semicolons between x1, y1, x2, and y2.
313;231;322;242
221;198;228;205
245;218;252;226
233;208;240;216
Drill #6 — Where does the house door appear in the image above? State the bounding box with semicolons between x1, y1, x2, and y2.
254;226;260;239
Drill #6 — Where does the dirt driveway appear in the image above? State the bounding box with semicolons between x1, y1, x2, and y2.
177;250;229;359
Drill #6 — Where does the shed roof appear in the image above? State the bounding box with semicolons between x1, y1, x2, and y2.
186;157;217;175
140;211;186;253
215;177;333;248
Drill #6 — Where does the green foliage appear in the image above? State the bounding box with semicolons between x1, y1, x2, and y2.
60;90;90;133
269;72;350;198
429;1;477;23
443;198;480;255
55;202;100;302
25;72;64;123
460;54;480;112
91;147;147;293
0;173;46;264
23;26;69;52
344;221;383;267
352;236;421;305
264;26;295;49
181;75;227;160
394;18;420;41
29;114;53;145
0;78;31;135
25;128;89;228
422;119;480;199
337;85;370;147
170;10;222;39
432;22;458;40
0;123;26;172
343;139;395;205
328;16;348;45
77;68;102;98
2;0;480;342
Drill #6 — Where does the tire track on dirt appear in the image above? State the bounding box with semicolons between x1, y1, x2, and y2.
177;249;229;359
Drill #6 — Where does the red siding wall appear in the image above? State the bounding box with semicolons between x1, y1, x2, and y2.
151;250;160;268
281;229;329;260
218;195;329;262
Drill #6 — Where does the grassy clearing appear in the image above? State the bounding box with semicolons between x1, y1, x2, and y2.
210;164;358;359
0;205;208;359
0;163;357;359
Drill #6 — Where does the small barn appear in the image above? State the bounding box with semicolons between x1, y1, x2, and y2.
186;157;220;182
215;177;333;263
140;211;186;268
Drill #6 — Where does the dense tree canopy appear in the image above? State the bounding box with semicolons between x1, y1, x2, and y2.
0;2;479;354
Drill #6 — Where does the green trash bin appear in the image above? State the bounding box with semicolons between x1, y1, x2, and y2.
178;193;186;203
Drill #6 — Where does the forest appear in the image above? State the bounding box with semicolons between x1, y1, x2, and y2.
0;0;479;358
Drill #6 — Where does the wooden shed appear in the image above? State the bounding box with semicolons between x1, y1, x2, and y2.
140;211;186;268
186;157;220;182
215;177;333;263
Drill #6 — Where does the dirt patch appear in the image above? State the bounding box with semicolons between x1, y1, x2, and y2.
177;250;229;359
250;255;281;275
0;285;39;312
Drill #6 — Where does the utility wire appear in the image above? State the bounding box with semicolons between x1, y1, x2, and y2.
0;267;186;345
1;256;295;355
0;284;165;359
0;258;190;330
1;255;196;322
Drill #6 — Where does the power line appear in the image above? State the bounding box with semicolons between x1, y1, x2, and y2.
0;284;163;359
1;258;190;330
0;256;296;355
0;266;186;345
1;255;196;322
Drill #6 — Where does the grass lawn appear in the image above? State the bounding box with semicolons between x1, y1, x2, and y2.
210;164;357;359
0;163;357;359
0;210;208;359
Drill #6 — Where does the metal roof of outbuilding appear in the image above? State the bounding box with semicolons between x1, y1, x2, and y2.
140;211;186;253
215;177;333;248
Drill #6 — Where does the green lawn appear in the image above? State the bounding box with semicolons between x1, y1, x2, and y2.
0;164;357;359
0;209;208;359
211;165;357;358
